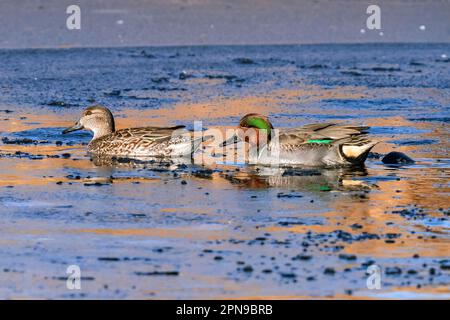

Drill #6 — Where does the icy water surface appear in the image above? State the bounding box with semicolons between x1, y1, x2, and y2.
0;44;449;299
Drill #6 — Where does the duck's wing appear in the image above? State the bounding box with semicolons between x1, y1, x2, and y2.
275;123;378;163
303;123;369;140
114;125;187;141
277;123;370;148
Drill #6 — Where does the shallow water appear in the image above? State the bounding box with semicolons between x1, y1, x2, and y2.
0;44;449;299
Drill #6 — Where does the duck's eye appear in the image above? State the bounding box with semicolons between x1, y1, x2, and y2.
85;111;92;116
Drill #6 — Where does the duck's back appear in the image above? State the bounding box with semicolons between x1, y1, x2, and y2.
279;123;369;143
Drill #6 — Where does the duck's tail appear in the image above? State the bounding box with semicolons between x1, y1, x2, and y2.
169;132;213;157
338;136;379;164
191;135;212;153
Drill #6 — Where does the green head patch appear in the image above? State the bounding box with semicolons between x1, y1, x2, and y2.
243;116;273;137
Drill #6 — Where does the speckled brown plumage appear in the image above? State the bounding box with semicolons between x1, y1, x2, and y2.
88;125;198;157
63;106;203;158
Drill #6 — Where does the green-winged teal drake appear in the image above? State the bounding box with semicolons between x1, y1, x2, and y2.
221;113;378;166
63;105;203;157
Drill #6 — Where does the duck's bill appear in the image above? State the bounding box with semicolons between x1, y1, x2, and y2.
220;134;241;147
62;122;83;134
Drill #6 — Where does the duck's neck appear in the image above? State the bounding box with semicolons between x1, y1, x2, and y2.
240;117;273;148
91;125;114;140
240;127;272;149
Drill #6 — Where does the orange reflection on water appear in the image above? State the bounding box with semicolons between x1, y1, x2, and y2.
71;227;248;241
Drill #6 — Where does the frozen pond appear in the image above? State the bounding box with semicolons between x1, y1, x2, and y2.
0;44;449;299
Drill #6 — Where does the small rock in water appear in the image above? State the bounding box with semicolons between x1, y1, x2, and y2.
242;265;254;273
178;71;192;80
2;137;35;145
323;267;336;275
338;254;357;261
233;58;254;65
439;260;450;270
385;266;402;275
382;152;415;165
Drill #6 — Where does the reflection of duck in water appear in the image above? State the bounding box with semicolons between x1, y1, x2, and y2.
63;105;204;158
222;166;375;192
221;114;378;166
90;154;194;168
87;153;214;183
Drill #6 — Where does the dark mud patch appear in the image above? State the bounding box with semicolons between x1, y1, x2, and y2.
390;139;438;146
409;117;450;123
129;50;157;59
0;150;48;160
304;229;402;246
409;61;426;66
2;137;45;145
45;101;79;108
365;67;402;72
340;69;364;76
232;57;255;65
98;257;121;262
308;64;329;69
134;271;179;276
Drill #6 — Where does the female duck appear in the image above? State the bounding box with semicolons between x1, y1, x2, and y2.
63;105;203;157
221;113;378;166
